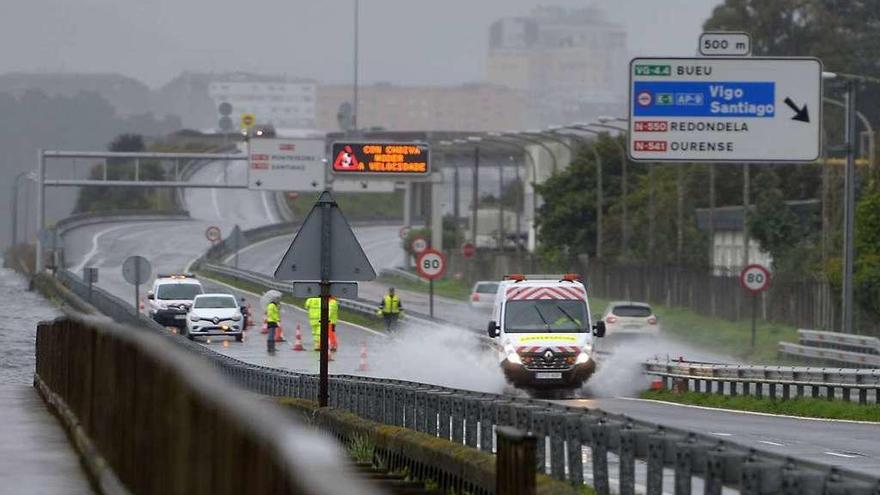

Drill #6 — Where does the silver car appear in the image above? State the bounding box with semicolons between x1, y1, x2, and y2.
601;301;658;339
470;281;500;310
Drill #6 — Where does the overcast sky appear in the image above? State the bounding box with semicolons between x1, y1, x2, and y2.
4;0;721;87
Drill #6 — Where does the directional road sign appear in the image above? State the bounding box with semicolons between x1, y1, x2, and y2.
248;138;325;191
740;264;771;293
628;57;822;162
416;249;446;280
274;191;376;283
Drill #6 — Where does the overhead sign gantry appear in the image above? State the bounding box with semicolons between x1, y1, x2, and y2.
628;57;822;162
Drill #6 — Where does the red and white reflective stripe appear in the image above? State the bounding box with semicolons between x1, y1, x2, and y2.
515;345;581;354
506;286;585;300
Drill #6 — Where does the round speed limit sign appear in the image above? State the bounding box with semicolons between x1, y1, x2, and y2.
416;249;446;280
205;225;222;243
740;264;771;293
411;236;428;254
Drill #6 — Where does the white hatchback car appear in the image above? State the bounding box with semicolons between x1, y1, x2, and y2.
185;294;244;342
601;301;658;341
469;281;500;310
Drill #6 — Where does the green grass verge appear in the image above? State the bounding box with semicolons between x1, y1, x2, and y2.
650;305;798;363
377;273;473;301
641;389;880;422
198;270;385;332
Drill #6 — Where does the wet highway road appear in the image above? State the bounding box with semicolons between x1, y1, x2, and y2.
56;160;880;478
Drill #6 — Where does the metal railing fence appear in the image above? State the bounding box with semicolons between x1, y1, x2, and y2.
35;316;378;495
644;359;880;404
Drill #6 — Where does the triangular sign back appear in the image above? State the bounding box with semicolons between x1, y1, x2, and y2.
273;191;377;282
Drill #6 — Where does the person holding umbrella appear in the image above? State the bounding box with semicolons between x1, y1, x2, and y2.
262;290;282;354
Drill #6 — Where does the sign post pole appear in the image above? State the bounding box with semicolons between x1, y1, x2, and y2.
429;278;434;319
134;261;141;311
319;199;332;408
751;292;758;351
740;264;771;352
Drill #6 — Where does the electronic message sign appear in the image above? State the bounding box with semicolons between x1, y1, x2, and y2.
330;142;430;176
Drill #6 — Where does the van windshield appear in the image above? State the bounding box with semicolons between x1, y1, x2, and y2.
156;283;203;300
504;300;588;333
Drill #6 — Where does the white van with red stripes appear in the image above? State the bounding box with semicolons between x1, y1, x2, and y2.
486;274;605;392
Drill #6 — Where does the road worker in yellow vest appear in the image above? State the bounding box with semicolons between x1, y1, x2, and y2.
376;287;403;332
328;296;339;352
306;296;340;351
305;296;321;351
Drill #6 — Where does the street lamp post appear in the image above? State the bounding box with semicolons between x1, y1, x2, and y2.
468;136;539;254
551;126;605;259
585;122;630;257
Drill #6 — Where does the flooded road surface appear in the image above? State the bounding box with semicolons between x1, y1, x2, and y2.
0;269;59;384
0;268;94;494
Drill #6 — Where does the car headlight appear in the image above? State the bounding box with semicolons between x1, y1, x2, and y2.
189;315;199;322
231;314;241;321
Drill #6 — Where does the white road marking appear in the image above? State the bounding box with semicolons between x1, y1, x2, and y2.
72;223;141;273
618;397;880;425
710;432;733;437
759;440;785;447
824;451;860;458
222;233;288;264
261;191;280;224
203;275;386;337
211;171;225;221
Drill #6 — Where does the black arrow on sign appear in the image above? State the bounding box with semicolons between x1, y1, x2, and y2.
784;97;810;123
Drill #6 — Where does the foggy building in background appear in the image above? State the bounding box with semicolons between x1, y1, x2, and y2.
316;83;527;132
487;6;627;128
207;73;317;130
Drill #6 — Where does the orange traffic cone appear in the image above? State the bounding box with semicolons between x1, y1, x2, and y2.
291;324;305;351
358;342;369;371
260;316;269;334
275;325;285;342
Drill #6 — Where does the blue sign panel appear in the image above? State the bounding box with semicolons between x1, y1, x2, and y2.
633;81;775;118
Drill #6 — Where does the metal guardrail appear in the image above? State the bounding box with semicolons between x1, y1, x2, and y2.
35;316;377;495
379;267;422;283
779;329;880;368
643;359;880;404
51;268;880;494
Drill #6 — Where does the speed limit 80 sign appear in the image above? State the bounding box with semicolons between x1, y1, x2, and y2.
740;264;771;293
416;248;446;280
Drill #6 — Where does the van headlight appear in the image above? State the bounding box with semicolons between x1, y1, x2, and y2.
190;315;200;322
231;314;241;321
504;345;522;365
575;344;592;364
